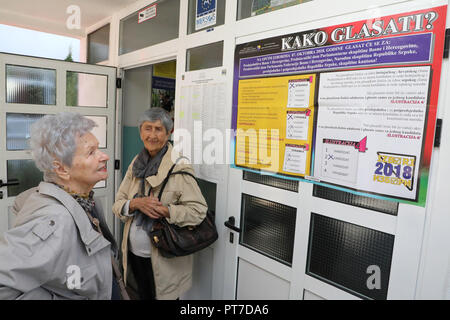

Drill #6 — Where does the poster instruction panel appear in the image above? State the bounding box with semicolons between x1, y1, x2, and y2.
231;4;447;205
236;74;315;176
316;66;430;200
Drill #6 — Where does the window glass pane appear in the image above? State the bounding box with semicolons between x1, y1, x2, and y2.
186;41;223;71
6;113;45;150
88;24;110;64
6;65;56;105
85;116;107;148
66;71;108;107
119;0;180;55
187;0;226;34
7;160;43;197
237;0;312;20
240;194;296;266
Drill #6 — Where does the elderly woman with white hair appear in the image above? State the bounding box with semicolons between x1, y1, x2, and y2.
113;107;207;300
0;112;119;300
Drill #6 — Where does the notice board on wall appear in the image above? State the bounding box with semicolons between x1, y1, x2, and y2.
231;3;448;206
178;69;228;182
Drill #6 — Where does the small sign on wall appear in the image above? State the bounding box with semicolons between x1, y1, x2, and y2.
196;0;217;30
138;4;157;23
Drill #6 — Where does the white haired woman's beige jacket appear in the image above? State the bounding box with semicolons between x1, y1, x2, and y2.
113;143;207;300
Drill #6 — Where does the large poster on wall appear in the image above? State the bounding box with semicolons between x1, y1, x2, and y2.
231;4;447;206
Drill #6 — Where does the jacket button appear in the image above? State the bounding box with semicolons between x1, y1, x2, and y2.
49;220;55;226
88;248;91;253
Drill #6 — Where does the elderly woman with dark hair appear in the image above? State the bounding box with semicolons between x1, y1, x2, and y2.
113;107;207;300
0;112;119;300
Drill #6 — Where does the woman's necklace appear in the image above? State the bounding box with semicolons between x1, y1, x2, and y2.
53;183;95;214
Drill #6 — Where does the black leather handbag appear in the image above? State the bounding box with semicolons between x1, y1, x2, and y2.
149;163;218;258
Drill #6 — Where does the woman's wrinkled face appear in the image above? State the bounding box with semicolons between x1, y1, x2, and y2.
140;120;170;157
67;132;109;192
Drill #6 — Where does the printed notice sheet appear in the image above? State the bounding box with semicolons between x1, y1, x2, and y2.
235;74;316;176
179;80;227;181
314;66;430;200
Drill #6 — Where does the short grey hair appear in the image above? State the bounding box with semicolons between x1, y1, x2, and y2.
138;107;173;133
30;112;97;182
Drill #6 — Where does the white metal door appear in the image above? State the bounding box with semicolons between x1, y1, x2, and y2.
224;168;299;300
224;135;426;301
222;0;446;300
0;53;117;236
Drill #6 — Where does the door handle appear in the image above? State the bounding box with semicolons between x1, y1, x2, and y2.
0;179;19;187
224;216;241;233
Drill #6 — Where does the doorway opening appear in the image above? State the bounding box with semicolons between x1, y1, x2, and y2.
121;59;176;176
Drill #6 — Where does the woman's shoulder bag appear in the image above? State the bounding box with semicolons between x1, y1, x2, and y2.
149;161;218;258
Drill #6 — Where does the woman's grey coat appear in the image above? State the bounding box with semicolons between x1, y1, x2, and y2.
0;182;112;300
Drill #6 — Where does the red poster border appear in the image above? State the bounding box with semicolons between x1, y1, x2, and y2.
231;5;448;206
319;5;447;169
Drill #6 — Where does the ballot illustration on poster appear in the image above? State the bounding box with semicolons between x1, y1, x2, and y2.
287;78;311;108
283;144;308;174
321;137;367;184
286;110;310;140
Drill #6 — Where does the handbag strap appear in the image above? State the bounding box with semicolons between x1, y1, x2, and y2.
157;157;197;202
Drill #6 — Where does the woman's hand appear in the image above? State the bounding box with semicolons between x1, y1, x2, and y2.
129;192;170;219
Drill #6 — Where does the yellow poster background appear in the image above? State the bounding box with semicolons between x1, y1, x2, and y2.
153;60;176;79
235;74;316;177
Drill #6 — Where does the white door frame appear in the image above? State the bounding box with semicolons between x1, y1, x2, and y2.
0;52;117;237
